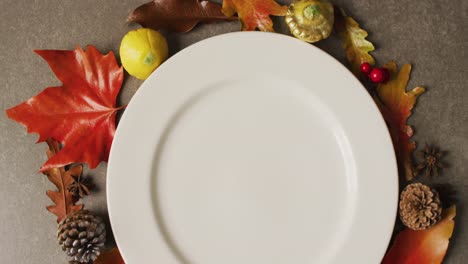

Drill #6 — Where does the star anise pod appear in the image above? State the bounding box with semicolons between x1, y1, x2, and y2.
67;174;92;199
415;143;446;177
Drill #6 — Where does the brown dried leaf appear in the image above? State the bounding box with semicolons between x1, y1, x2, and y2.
128;0;234;33
43;139;83;223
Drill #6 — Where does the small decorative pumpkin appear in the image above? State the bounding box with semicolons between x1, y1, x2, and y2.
285;0;334;43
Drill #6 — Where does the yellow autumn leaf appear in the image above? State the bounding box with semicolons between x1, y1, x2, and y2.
334;7;375;75
374;62;425;181
222;0;287;31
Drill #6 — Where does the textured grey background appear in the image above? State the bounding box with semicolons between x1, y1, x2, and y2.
1;0;467;263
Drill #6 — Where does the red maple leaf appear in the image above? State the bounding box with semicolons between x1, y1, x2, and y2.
6;46;124;171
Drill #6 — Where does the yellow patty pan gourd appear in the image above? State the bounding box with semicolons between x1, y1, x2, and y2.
285;0;334;43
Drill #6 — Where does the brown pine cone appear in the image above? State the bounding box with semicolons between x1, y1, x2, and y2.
399;183;442;230
58;210;106;263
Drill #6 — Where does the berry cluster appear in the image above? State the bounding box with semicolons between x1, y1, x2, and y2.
360;62;390;83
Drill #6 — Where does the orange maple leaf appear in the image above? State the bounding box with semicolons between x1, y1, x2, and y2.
222;0;287;31
382;206;456;264
374;62;425;181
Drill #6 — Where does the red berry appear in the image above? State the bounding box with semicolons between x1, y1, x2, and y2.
369;68;386;83
360;62;372;75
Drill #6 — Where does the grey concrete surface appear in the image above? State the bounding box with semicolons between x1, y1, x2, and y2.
1;0;467;263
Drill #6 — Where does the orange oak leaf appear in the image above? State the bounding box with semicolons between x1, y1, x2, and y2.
128;0;235;33
222;0;288;31
6;46;124;172
334;7;375;75
382;206;456;264
44;139;83;223
374;62;425;181
94;247;125;264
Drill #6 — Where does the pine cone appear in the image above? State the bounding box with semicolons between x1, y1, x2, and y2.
58;210;106;263
399;183;442;230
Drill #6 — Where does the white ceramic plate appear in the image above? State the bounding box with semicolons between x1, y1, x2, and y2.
108;32;398;264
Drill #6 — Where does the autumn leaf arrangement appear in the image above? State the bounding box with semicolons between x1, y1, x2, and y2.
5;0;456;263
